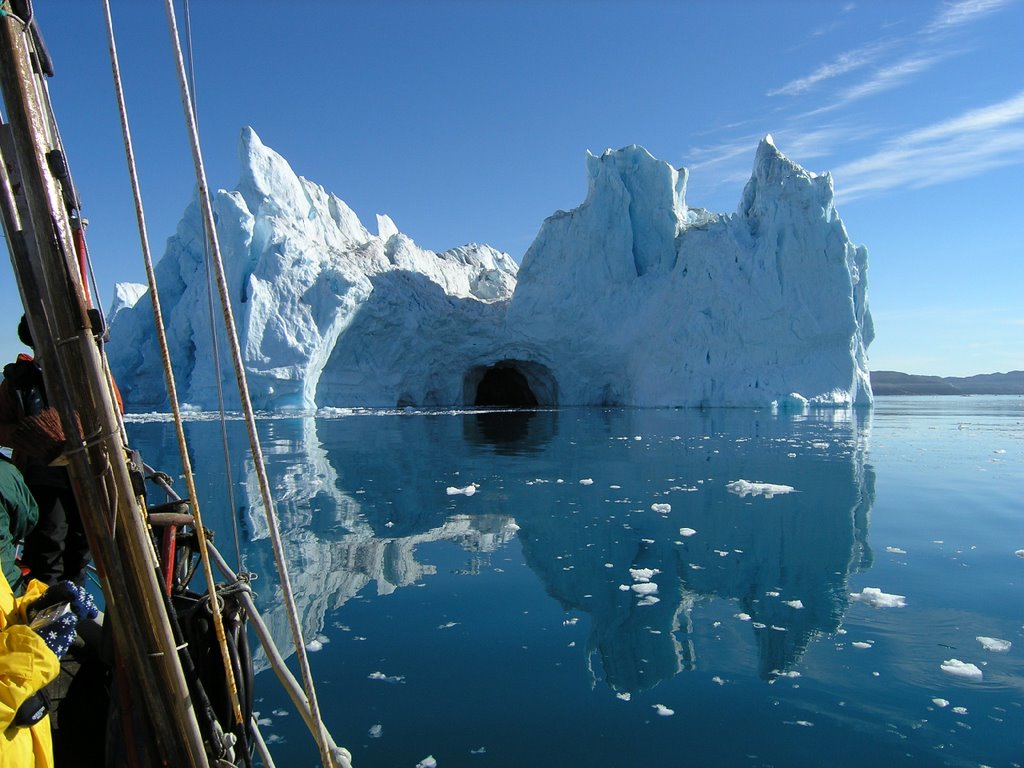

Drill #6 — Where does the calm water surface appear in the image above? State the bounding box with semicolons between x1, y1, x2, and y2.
127;397;1023;768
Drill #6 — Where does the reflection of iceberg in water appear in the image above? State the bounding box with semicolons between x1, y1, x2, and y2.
127;407;873;688
515;409;875;691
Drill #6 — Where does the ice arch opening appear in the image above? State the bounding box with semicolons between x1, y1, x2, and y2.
465;360;557;407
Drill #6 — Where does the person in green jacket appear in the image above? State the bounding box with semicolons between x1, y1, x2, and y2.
0;454;39;594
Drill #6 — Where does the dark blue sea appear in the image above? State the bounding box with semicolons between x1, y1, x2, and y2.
126;396;1023;768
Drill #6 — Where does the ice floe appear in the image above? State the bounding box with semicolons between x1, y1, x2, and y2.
850;587;906;608
369;671;406;684
932;698;950;708
726;479;796;499
416;756;437;768
631;583;659;595
629;568;660;582
579;478;594;485
952;706;968;715
650;503;671;513
652;704;674;716
783;600;804;609
735;613;752;621
1015;549;1024;558
940;659;983;680
976;636;1011;652
446;484;478;496
851;641;873;649
369;724;383;738
678;527;697;536
885;546;907;554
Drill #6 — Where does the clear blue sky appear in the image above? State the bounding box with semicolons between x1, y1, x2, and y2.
1;0;1021;377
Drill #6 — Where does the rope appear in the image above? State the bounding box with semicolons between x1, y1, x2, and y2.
181;0;244;574
160;3;344;767
100;0;244;737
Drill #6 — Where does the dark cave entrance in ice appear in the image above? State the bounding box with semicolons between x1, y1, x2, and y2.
465;360;557;407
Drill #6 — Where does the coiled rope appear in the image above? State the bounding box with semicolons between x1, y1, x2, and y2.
160;2;347;766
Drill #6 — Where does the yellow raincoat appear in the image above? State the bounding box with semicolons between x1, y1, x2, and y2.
0;559;57;768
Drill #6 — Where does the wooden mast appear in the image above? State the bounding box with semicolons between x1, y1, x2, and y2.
0;13;208;767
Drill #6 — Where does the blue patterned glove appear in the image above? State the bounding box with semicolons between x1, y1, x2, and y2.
27;580;99;622
33;609;79;660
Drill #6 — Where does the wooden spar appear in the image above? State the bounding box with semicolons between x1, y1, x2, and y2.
0;15;209;768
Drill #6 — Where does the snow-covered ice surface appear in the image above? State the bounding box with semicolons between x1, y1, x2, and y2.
849;587;906;608
108;131;872;411
123;396;1024;766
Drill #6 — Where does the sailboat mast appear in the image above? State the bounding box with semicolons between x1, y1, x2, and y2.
0;13;208;767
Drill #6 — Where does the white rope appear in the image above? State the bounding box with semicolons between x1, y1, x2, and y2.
100;0;243;741
180;0;244;573
160;3;345;767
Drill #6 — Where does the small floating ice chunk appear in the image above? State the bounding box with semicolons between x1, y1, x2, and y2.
630;568;660;582
726;479;795;499
712;676;725;685
470;747;486;755
851;641;873;649
976;636;1011;652
637;595;660;606
631;582;659;595
651;503;671;513
616;692;631;701
563;617;579;626
579;478;594;485
885;546;907;554
850;587;906;608
652;704;674;716
369;724;383;738
952;706;968;715
1015;549;1024;558
438;622;459;630
766;591;780;597
447;484;478;496
940;659;983;680
932;698;949;708
679;527;697;537
305;639;323;652
416;757;437;768
735;613;751;621
369;671;406;684
783;600;804;609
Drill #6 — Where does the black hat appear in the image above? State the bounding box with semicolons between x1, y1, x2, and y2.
17;315;33;349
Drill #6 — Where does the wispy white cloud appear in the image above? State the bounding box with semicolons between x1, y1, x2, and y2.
770;0;1013;104
923;0;1014;34
833;90;1024;201
767;44;886;97
836;52;950;103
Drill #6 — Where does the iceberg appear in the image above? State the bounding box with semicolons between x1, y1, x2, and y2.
107;129;873;410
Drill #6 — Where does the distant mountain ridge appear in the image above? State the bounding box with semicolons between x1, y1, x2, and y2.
870;370;1024;396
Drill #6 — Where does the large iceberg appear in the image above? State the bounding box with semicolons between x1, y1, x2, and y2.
107;128;873;410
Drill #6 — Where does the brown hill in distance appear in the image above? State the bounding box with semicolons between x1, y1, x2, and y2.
870;370;1024;396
